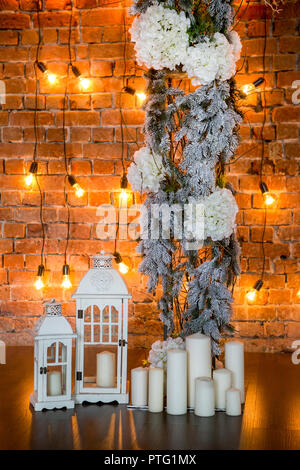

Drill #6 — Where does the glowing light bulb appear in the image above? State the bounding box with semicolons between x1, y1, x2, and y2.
119;188;128;204
34;264;45;290
262;192;275;207
61;275;72;289
79;77;90;90
25;161;38;188
297;289;300;299
74;183;85;198
246;280;263;304
118;262;129;274
241;83;255;96
25;173;33;187
246;289;257;303
45;71;57;84
136;92;146;101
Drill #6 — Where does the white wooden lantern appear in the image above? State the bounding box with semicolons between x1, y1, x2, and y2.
30;299;76;411
73;251;131;404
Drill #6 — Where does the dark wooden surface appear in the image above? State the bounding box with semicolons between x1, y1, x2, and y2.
0;347;299;450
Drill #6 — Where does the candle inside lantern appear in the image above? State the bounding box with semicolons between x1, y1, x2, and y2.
131;367;148;406
47;370;62;396
194;377;215;417
213;368;232;410
225;341;245;403
186;333;211;408
226;388;242;416
96;351;115;387
167;349;187;415
149;367;164;413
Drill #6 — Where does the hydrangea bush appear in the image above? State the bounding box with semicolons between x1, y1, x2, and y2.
129;0;242;356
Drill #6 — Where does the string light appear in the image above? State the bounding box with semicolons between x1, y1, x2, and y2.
297;289;300;299
34;264;45;290
241;77;264;96
114;251;129;275
123;84;146;103
246;279;263;303
260;182;275;207
25;161;38;187
61;264;72;289
67;175;85;198
36;61;57;85
119;174;129;205
71;64;90;90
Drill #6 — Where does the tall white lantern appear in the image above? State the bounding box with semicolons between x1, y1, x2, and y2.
73;251;131;404
30;299;76;411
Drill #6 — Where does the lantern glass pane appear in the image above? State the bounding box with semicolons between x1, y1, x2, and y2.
103;305;109;323
84;306;91;323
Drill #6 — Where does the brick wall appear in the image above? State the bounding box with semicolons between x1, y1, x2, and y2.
0;0;299;352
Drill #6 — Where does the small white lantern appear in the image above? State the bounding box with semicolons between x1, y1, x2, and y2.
30;299;76;411
73;251;131;404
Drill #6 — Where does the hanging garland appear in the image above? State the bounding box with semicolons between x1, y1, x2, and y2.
127;0;243;356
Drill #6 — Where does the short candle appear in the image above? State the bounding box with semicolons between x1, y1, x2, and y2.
226;388;242;416
47;371;62;396
194;377;215;417
131;367;148;406
213;368;232;410
96;351;115;388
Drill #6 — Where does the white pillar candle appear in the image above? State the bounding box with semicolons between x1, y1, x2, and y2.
47;371;62;396
167;349;187;415
96;351;115;387
226;388;242;416
149;367;164;413
131;367;148;406
194;377;215;417
186;333;211;408
213;368;232;410
225;341;245;403
0;340;5;364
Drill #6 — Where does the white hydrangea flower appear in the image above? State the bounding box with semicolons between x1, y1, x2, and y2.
228;30;242;61
204;188;239;241
148;337;185;370
127;146;165;193
130;4;190;70
183;32;240;86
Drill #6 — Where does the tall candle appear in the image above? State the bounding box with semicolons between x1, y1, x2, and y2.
47;371;62;396
149;367;164;413
96;351;115;387
194;377;215;417
186;333;211;408
213;368;232;410
167;349;187;415
225;341;245;403
226;388;242;416
131;367;148;406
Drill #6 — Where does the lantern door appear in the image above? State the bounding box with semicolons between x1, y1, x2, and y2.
41;339;71;402
77;300;124;394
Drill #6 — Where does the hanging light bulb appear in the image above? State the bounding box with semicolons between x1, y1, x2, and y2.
119;174;129;205
36;61;57;85
246;279;263;303
71;65;90;90
260;182;276;207
241;77;264;96
123;84;146;103
136;92;146;102
25;161;38;187
34;264;45;290
114;252;129;275
61;264;72;289
67;175;85;198
297;289;300;299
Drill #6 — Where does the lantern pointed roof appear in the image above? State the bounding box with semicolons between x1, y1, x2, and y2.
34;299;75;337
73;252;131;299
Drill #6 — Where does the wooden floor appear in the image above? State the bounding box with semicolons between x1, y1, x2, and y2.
0;347;299;450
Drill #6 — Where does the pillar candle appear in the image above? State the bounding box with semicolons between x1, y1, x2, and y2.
225;341;245;403
194;377;215;417
96;351;115;387
186;333;211;408
131;367;148;406
47;371;62;396
213;368;232;410
226;388;242;416
167;349;187;415
149;367;164;413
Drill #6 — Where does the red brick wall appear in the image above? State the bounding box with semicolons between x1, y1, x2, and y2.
0;0;299;352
